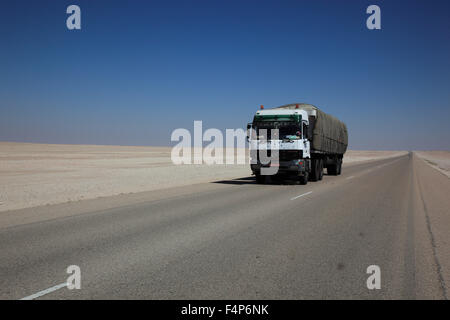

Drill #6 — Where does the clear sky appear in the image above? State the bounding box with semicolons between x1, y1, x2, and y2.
1;0;449;150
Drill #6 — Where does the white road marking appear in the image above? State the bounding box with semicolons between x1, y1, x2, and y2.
346;176;355;180
20;282;67;300
290;191;313;200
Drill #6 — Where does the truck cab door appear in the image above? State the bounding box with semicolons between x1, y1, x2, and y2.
302;122;311;158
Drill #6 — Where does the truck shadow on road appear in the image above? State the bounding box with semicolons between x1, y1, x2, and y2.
212;176;308;185
212;177;256;185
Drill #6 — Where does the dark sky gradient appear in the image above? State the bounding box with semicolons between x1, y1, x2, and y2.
1;0;449;149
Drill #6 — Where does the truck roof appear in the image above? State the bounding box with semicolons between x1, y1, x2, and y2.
266;103;348;154
255;108;309;120
273;103;318;117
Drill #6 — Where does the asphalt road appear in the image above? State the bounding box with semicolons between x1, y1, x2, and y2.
0;153;448;299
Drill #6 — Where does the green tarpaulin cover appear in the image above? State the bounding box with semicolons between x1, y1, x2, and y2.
274;103;348;155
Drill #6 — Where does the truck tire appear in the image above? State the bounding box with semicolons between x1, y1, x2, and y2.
318;159;324;180
337;160;342;175
327;164;336;175
299;171;308;185
255;174;264;184
309;159;319;182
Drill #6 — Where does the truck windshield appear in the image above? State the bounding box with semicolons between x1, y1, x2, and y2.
253;122;301;140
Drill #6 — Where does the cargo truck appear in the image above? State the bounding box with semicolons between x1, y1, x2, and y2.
247;103;348;185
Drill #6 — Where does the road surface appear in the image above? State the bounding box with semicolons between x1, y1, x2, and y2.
0;152;448;299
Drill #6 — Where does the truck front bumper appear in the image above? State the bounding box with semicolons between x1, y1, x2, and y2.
251;160;307;174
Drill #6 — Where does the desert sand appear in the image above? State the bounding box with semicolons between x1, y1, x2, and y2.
0;142;407;212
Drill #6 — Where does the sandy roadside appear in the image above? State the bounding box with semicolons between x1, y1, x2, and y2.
415;151;450;178
0;142;407;212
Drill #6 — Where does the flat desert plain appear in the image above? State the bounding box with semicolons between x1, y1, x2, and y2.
0;142;408;212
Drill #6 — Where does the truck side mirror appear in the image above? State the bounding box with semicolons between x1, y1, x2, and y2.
246;123;252;142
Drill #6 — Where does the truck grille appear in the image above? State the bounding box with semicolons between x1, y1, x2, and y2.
279;150;302;161
255;150;302;162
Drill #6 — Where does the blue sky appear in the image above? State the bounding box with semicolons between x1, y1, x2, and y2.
1;0;449;150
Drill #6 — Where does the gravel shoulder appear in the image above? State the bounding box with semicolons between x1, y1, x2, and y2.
415;151;450;178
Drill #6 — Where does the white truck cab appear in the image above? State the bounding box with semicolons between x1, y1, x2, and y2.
249;108;311;159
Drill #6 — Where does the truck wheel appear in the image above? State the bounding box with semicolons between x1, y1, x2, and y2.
299;172;308;185
309;159;319;182
327;164;335;175
337;160;342;175
255;174;264;184
318;159;324;180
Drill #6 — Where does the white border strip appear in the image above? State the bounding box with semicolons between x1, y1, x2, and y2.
20;282;67;300
290;191;312;200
